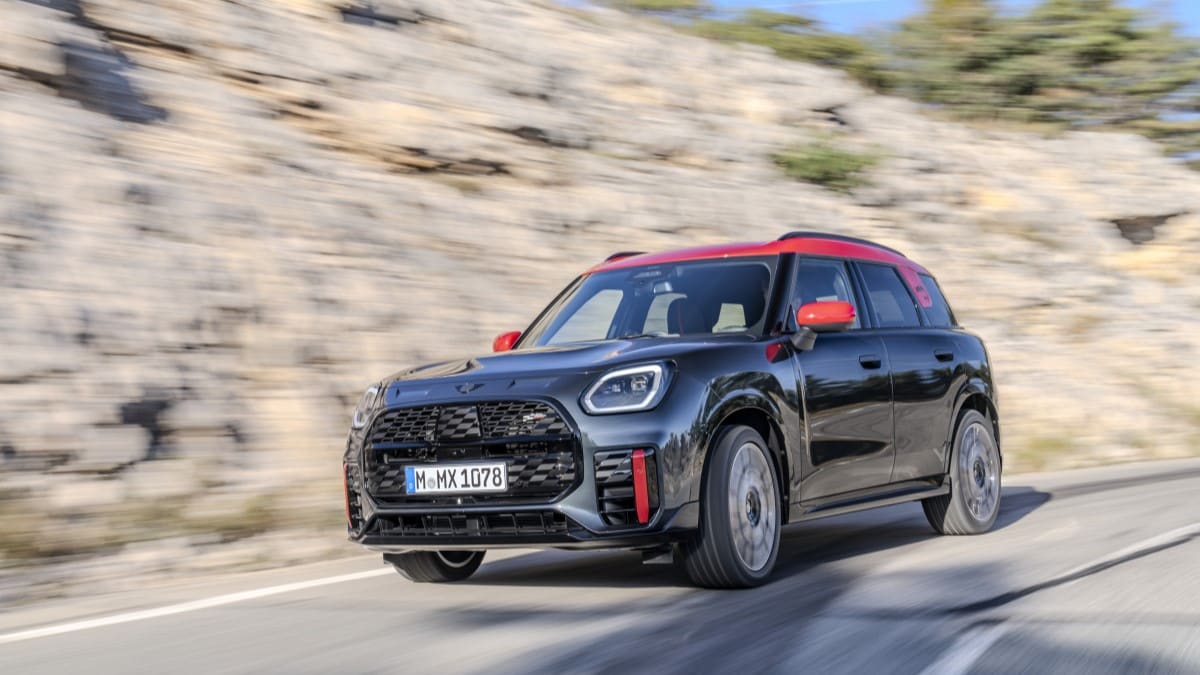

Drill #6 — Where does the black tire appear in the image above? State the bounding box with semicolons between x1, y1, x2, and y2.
679;425;781;588
385;550;485;582
923;409;1001;535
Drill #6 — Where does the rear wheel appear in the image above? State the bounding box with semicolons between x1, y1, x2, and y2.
679;425;781;588
923;409;1001;535
385;550;485;582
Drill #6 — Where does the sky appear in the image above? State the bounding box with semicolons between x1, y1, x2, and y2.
714;1;1200;35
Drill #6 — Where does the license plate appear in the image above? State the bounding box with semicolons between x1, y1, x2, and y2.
405;462;508;495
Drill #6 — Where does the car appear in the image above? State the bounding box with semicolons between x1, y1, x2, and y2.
342;231;1001;588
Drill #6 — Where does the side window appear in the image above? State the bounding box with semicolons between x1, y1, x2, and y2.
858;263;922;328
918;274;957;327
791;259;861;329
547;289;623;344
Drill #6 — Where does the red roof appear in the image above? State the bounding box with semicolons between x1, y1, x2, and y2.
590;235;928;275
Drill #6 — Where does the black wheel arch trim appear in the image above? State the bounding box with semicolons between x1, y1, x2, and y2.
947;380;1001;474
693;379;793;517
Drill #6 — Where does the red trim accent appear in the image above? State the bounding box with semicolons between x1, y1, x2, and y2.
631;449;650;525
765;342;785;362
492;331;521;353
342;463;352;528
588;236;928;276
897;266;934;308
796;301;856;330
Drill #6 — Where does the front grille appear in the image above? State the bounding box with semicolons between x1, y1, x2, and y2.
594;449;660;527
363;400;579;505
369;401;570;445
368;511;570;538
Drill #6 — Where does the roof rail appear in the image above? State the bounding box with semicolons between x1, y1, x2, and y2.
604;251;646;263
777;231;906;258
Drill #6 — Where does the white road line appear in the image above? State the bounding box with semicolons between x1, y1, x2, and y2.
1059;522;1200;582
0;567;393;646
919;623;1010;675
919;522;1200;674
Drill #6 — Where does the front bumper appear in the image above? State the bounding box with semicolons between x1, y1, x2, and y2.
354;501;699;552
344;386;707;551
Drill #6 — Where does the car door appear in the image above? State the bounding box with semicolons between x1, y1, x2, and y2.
791;257;896;501
854;262;957;482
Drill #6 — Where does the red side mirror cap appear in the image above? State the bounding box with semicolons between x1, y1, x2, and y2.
796;301;855;333
492;331;522;353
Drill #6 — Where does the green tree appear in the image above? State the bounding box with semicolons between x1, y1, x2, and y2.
890;0;1200;158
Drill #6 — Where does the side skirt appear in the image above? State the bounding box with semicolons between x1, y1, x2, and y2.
790;478;948;523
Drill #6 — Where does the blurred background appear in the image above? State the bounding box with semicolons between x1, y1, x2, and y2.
1;0;1199;602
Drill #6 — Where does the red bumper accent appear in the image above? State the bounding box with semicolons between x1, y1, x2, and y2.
632;450;650;525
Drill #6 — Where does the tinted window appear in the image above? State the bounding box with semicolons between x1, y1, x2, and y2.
858;263;921;328
790;258;861;329
918;274;956;327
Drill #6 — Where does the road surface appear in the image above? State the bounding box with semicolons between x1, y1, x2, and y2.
2;459;1199;674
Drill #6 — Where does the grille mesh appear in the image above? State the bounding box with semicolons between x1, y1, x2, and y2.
478;401;570;438
369;407;437;445
369;401;568;446
369;452;576;497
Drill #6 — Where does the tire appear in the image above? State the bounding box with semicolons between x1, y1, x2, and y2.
385;550;485;582
923;409;1001;535
679;425;781;588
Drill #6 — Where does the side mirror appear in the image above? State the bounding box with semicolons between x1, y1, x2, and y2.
796;301;856;333
790;302;855;351
492;331;522;353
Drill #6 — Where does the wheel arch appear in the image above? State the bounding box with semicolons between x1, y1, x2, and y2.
703;404;790;523
950;386;1001;472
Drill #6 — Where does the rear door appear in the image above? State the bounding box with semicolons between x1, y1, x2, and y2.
791;257;896;500
854;263;958;482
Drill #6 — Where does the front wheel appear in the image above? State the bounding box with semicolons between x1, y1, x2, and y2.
679;425;781;588
923;409;1001;535
385;550;485;582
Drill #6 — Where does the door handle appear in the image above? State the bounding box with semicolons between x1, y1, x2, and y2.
934;349;954;362
858;354;882;369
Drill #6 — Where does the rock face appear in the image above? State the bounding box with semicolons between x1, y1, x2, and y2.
1;0;1199;566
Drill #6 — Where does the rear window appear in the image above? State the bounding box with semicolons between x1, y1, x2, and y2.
858;263;922;329
918;274;957;327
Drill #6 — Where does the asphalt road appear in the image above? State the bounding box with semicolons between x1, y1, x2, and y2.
2;459;1199;674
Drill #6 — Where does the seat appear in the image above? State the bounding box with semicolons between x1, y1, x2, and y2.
666;297;709;335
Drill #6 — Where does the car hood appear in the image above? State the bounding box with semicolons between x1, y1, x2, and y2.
379;336;750;406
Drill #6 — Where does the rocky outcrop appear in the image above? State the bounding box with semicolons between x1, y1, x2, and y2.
1;0;1198;579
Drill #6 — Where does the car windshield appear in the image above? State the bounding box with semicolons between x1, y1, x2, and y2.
522;257;779;347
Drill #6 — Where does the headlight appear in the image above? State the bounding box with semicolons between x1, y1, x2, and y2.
351;384;381;429
582;363;670;414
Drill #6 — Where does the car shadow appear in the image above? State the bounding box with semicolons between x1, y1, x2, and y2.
466;485;1050;589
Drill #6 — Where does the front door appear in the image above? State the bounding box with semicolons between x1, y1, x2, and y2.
790;258;896;501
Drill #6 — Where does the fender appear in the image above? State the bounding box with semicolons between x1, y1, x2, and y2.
945;376;1001;472
690;371;792;504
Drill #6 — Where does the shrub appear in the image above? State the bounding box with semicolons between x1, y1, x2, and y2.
772;139;879;192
